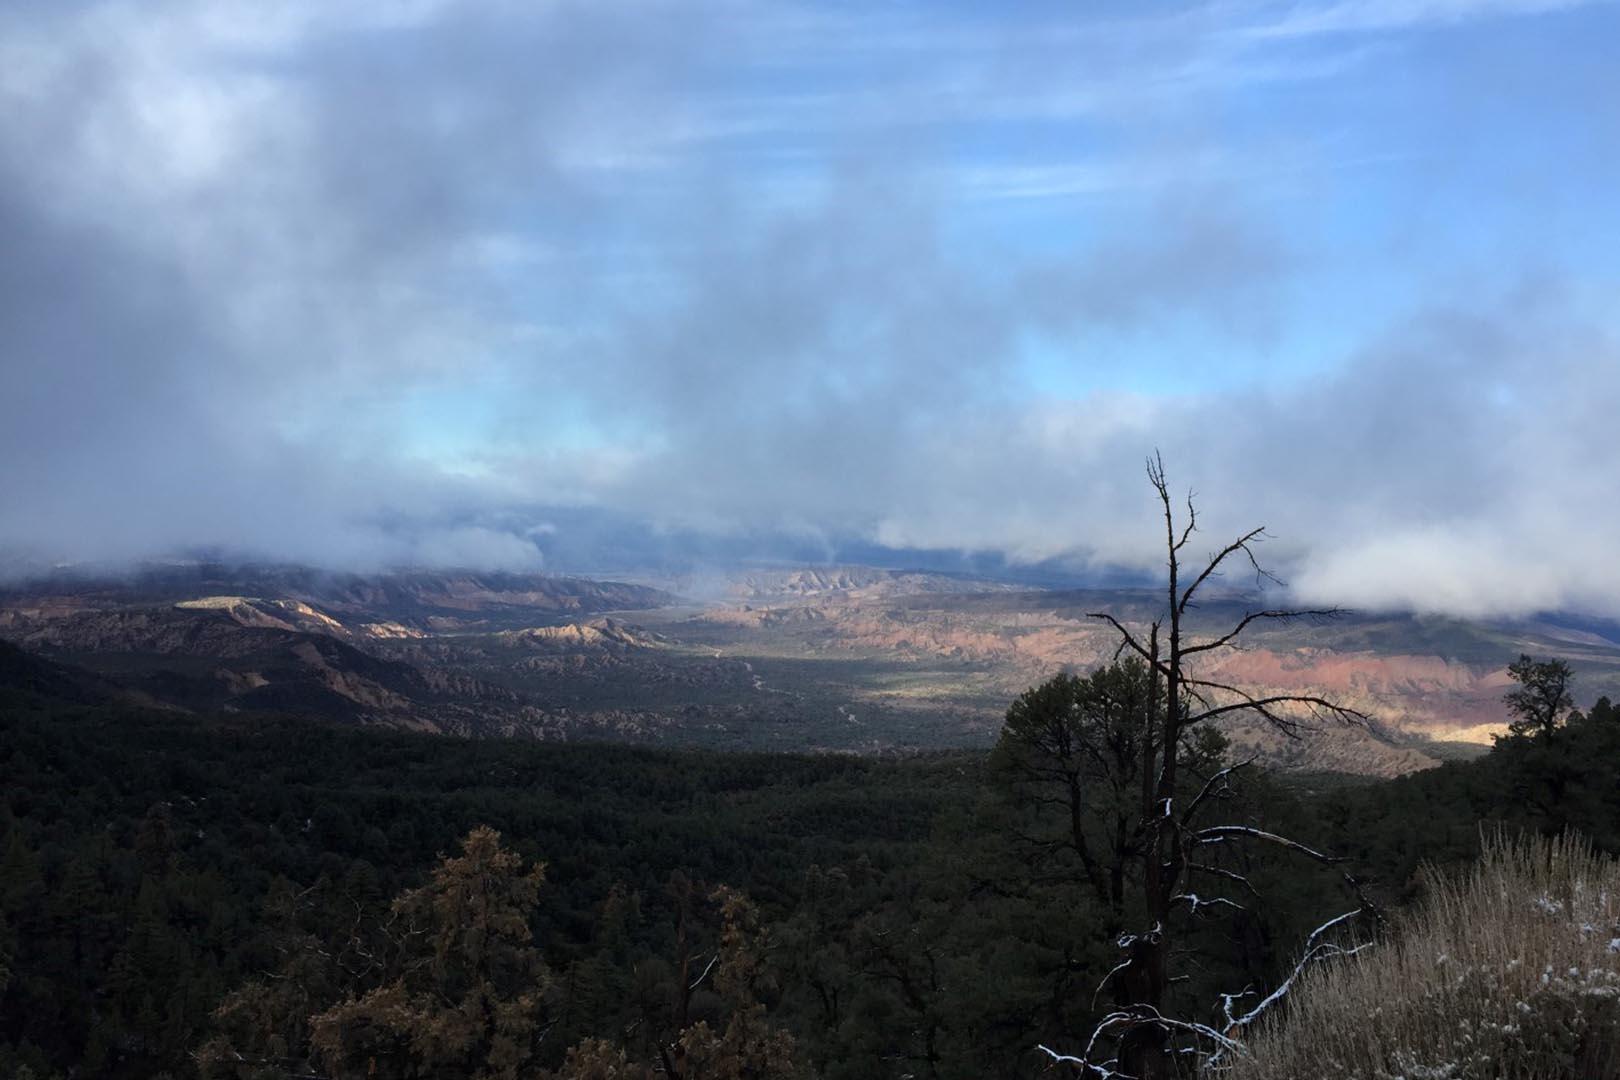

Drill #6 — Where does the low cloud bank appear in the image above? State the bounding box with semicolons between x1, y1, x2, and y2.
2;2;1616;618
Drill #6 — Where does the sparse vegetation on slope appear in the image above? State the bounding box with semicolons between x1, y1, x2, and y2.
1230;833;1620;1080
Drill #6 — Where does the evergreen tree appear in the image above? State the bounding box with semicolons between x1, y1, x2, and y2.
1503;655;1576;741
309;826;552;1080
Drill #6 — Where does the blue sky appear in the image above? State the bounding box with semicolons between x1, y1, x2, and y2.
1;0;1618;615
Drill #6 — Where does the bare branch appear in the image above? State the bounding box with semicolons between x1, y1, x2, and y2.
1091;958;1133;1009
1180;678;1368;734
1193;825;1342;865
1186;862;1261;898
1179;679;1217;713
1209;907;1374;1068
1191;695;1360;731
1036;1043;1118;1079
1177;527;1267;615
688;952;719;993
1175;490;1198;554
1171;892;1246;917
1083;1004;1247;1064
1300;906;1365;955
1181;608;1348;657
1086;613;1164;673
1180;757;1256;826
1194;825;1385;931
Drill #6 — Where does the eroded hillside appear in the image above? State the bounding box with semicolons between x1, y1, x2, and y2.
5;564;1617;773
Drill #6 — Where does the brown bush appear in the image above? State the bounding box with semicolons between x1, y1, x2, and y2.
1227;832;1620;1080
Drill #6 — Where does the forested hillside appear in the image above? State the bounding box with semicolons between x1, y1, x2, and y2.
4;646;1618;1079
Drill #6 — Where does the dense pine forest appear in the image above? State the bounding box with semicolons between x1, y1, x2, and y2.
3;638;1619;1079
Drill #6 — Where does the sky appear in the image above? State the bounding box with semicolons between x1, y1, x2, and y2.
1;0;1618;616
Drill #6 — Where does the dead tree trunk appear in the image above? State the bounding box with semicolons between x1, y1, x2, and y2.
1057;453;1374;1080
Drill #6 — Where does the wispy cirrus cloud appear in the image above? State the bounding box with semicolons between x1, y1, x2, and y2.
1242;0;1612;38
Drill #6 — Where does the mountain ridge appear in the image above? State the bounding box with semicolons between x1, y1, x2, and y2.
5;563;1616;771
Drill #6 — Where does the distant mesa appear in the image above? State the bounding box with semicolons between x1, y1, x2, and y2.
729;566;1019;601
0;564;680;738
496;617;664;651
1;563;675;629
3;561;1617;775
175;595;349;635
358;621;428;639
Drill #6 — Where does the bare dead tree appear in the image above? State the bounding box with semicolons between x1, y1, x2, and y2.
1039;453;1379;1080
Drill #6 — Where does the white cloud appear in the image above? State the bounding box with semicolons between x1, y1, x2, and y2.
1293;529;1583;617
1244;0;1609;38
1;0;1617;620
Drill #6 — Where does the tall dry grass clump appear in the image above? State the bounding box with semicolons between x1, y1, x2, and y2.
1225;832;1620;1080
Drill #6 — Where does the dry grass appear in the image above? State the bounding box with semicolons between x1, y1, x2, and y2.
1224;832;1620;1080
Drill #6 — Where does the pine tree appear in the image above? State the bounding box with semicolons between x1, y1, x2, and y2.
1504;654;1576;741
309;826;552;1080
554;886;805;1080
0;828;45;939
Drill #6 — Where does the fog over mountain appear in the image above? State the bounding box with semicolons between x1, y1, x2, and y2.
3;1;1618;616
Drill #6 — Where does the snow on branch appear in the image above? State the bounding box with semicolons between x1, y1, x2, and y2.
1171;892;1246;917
688;951;719;992
1187;862;1261;897
1090;958;1134;1009
1193;825;1340;865
1049;1002;1250;1076
1037;1042;1120;1078
1082;911;1371;1075
1180;757;1256;826
1193;825;1384;928
1206;908;1373;1069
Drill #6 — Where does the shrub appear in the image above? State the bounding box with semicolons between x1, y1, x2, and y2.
1226;832;1620;1080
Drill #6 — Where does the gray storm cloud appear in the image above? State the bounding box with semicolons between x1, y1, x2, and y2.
1;0;1617;617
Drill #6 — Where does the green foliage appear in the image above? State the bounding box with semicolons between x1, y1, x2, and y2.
1323;690;1620;896
307;826;551;1080
0;685;970;1078
991;660;1228;922
1504;654;1576;741
3;655;1620;1079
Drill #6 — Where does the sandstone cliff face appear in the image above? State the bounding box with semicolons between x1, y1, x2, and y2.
6;566;1619;772
688;587;1620;772
495;618;665;651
